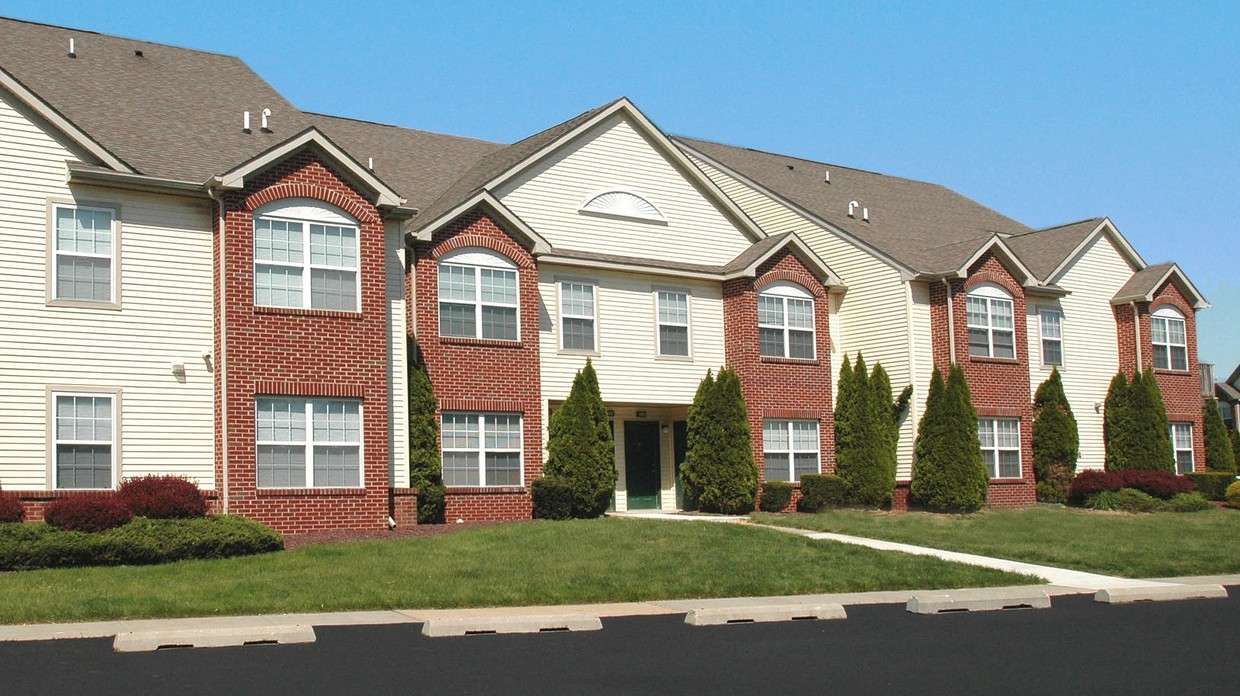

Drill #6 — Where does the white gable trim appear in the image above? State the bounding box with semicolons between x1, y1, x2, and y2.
411;191;552;256
1;69;134;173
1113;263;1210;310
1044;217;1146;284
956;236;1036;286
723;234;845;289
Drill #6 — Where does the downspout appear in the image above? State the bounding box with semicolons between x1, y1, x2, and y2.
208;185;229;515
943;278;956;364
1129;301;1141;372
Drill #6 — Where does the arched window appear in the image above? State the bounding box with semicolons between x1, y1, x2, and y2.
967;283;1014;359
253;198;359;311
758;281;815;359
438;248;519;340
578;190;666;222
1151;306;1187;371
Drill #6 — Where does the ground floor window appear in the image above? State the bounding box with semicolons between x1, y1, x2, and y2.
1171;422;1194;474
441;412;523;487
53;392;115;489
979;418;1021;479
256;397;361;488
762;419;819;483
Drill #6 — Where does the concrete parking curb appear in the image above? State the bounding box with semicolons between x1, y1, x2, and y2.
421;613;603;637
113;624;316;652
684;603;846;626
1094;584;1229;604
907;587;1051;615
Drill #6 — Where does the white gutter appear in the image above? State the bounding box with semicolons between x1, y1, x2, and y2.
943;278;956;365
1130;301;1142;372
207;185;229;514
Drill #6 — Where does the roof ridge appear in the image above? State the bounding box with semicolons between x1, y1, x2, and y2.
307;111;502;146
0;15;243;60
1014;217;1105;236
674;134;931;183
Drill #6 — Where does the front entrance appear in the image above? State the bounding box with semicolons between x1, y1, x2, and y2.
624;420;661;510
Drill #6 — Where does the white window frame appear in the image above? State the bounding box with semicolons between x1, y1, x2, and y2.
967;283;1016;359
51;390;118;490
758;282;816;360
559;279;598;353
440;412;524;487
1151;306;1188;371
437;248;520;341
655;289;691;357
253;199;361;312
979;418;1022;479
762;419;820;483
49;201;120;307
255;397;363;489
1039;306;1064;367
1171;422;1194;475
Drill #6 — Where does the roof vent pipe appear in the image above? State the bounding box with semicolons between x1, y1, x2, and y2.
261;108;271;132
367;157;374;170
848;200;859;218
68;38;76;57
824;170;830;183
862;207;870;222
242;111;251;133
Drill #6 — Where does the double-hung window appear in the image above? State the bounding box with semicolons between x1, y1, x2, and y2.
256;398;362;488
1170;422;1194;474
441;413;522;487
967;283;1015;359
978;418;1021;479
656;290;690;356
763;419;819;483
52;204;116;303
1151;307;1188;371
560;281;597;352
1039;307;1063;366
53;392;116;489
438;249;519;340
254;200;359;311
758;282;815;359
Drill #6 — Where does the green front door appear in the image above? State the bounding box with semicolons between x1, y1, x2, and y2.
624;421;661;510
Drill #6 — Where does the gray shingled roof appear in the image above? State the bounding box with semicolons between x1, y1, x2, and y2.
1005;218;1106;280
1113;262;1175;302
674;136;1034;276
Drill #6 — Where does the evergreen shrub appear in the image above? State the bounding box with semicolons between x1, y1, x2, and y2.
1105;370;1174;472
681;368;758;514
834;355;901;507
1184;472;1237;501
758;481;793;512
117;475;208;519
910;365;988;513
530;477;576;520
1226;480;1240;509
408;350;446;524
1203;399;1237;473
797;474;848;512
1033;368;1078;502
1167;492;1212;512
44;495;132;533
544;359;616;518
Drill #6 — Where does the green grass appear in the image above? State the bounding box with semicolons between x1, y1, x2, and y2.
0;519;1035;624
753;506;1240;578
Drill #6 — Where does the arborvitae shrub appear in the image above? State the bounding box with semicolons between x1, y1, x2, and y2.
1232;430;1240;471
1226;480;1240;509
1104;371;1135;470
117;476;208;519
1203;399;1237;473
544;359;616;518
1033;368;1078;502
834;355;900;508
44;495;132;533
797;474;848;512
682;368;758;514
759;481;793;512
911;365;988;512
408;348;446;524
530;477;576;520
0;491;22;523
1184;472;1236;501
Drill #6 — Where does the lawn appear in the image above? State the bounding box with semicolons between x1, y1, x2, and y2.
0;518;1036;624
752;506;1240;579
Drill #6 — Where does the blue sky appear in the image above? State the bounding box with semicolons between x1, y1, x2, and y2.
8;1;1238;371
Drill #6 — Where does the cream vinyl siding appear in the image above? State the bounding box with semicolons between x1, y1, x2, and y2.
905;282;935;480
538;264;725;405
385;222;409;488
0;91;215;489
1029;234;1135;472
494;114;753;265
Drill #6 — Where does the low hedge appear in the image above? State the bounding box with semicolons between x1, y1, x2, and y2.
1069;470;1193;505
1085;489;1211;513
1185;472;1237;501
1227;481;1240;509
758;481;793;512
0;516;283;571
797;474;848;512
531;477;576;521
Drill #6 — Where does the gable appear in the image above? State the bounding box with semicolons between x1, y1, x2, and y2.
491;112;756;266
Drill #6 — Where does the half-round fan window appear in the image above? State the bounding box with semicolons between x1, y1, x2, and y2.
579;190;666;223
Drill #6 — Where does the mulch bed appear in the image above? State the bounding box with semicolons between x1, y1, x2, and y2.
281;520;521;550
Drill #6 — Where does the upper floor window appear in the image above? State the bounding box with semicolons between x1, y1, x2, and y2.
256;397;362;488
438;248;519;340
253;199;359;312
560;280;597;352
763;419;819;483
1039;307;1063;366
758;282;815;360
52;204;117;304
967;283;1015;359
1151;306;1188;371
53;392;116;490
656;290;690;357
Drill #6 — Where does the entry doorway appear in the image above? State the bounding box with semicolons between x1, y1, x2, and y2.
624;421;661;510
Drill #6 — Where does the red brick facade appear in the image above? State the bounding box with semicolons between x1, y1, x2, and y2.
412;210;543;521
213;151;392;533
723;250;835;487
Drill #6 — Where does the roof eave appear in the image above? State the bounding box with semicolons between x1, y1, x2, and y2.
1045;217;1146;283
67;161;210;198
956;236;1038;286
722;234;846;289
411;191;552;255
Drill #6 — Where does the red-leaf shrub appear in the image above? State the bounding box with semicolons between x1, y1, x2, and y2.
0;493;23;523
1069;469;1194;504
118;476;208;519
44;495;132;532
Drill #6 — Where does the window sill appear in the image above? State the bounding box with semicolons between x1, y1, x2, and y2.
655;354;693;362
969;356;1020;365
446;486;528;495
987;477;1027;484
441;336;525;348
1153;369;1191;376
256;306;363;319
256;487;367;496
760;356;819;366
46;298;122;311
558;349;600;357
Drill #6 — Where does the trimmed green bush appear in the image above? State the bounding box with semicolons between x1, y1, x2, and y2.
1104;371;1135;470
911;365;988;513
1084;489;1210;513
1033;368;1078;502
1185;472;1237;501
1106;370;1174;472
408;347;446;524
544;358;616;518
1203;399;1237;473
797;474;848;512
759;481;793;512
1226;480;1240;509
833;355;900;508
682;368;758;514
1232;429;1240;471
530;477;576;520
0;516;283;571
1167;492;1212;512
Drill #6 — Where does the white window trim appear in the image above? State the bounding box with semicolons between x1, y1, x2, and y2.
48;388;121;491
46;200;122;309
967;283;1016;359
758;282;817;360
1151;306;1188;372
762;419;820;483
440;412;525;487
253;200;362;312
255;397;364;489
437;248;521;341
654;288;692;358
558;278;599;354
1171;422;1194;475
1038;306;1064;367
979;417;1022;479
